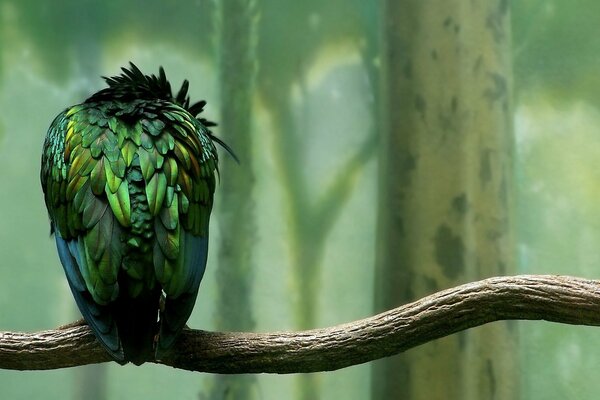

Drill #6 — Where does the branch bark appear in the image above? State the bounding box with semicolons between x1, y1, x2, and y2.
2;275;599;373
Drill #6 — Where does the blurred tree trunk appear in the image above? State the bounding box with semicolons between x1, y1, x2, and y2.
74;364;106;400
255;3;377;399
372;1;517;399
209;0;258;399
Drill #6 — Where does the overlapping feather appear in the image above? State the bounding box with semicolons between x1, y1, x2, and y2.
41;64;221;363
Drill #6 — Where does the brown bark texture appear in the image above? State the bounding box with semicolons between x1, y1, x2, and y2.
1;275;598;373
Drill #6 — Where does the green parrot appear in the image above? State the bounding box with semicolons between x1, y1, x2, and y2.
40;63;231;365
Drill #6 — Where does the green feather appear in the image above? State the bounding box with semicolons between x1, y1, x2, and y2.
199;180;210;202
78;153;96;177
54;207;68;237
155;131;173;154
106;180;131;227
86;108;104;125
177;170;193;197
121;140;137;166
104;157;123;193
68;148;91;181
172;123;188;139
155;218;179;260
155;151;164;169
116;124;128;147
50;180;62;206
166;110;185;124
130;121;143;146
162;229;187;296
157;258;175;287
65;104;83;117
90;157;106;195
79;239;114;304
140;131;153;150
66;173;88;201
146;172;167;216
110;156;126;178
82;124;103;148
142;118;165;136
103;145;121;163
123;258;144;280
179;192;189;214
165;186;175;208
159;195;179;230
98;249;119;285
90;137;103;158
85;216;108;261
138;148;155;182
108;116;119;133
66;136;83;161
82;195;108;229
173;141;191;170
163;158;178;186
73;182;92;213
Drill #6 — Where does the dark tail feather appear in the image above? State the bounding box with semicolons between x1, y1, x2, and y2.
155;234;208;359
113;291;160;365
155;290;199;358
54;234;125;363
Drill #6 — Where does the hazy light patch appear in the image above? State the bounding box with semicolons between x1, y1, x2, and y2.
292;61;374;200
252;98;295;331
515;99;600;226
517;97;600;399
557;339;581;379
305;41;362;89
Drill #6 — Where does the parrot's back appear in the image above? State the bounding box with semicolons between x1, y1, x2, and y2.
41;64;222;364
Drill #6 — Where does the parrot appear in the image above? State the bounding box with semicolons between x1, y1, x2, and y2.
40;63;232;365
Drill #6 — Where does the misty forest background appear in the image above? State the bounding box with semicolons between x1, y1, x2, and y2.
1;0;599;399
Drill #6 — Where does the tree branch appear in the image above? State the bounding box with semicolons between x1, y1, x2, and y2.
2;275;600;372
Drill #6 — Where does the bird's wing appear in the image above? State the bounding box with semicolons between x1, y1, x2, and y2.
41;105;127;362
153;105;218;355
42;102;218;360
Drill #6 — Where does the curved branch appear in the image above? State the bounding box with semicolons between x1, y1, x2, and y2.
2;275;600;372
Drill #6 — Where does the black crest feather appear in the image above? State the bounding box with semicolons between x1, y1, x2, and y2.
86;62;238;162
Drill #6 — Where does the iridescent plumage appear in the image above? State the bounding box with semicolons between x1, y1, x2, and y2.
41;63;222;364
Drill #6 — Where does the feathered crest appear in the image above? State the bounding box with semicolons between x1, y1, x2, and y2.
87;62;238;162
89;62;206;118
